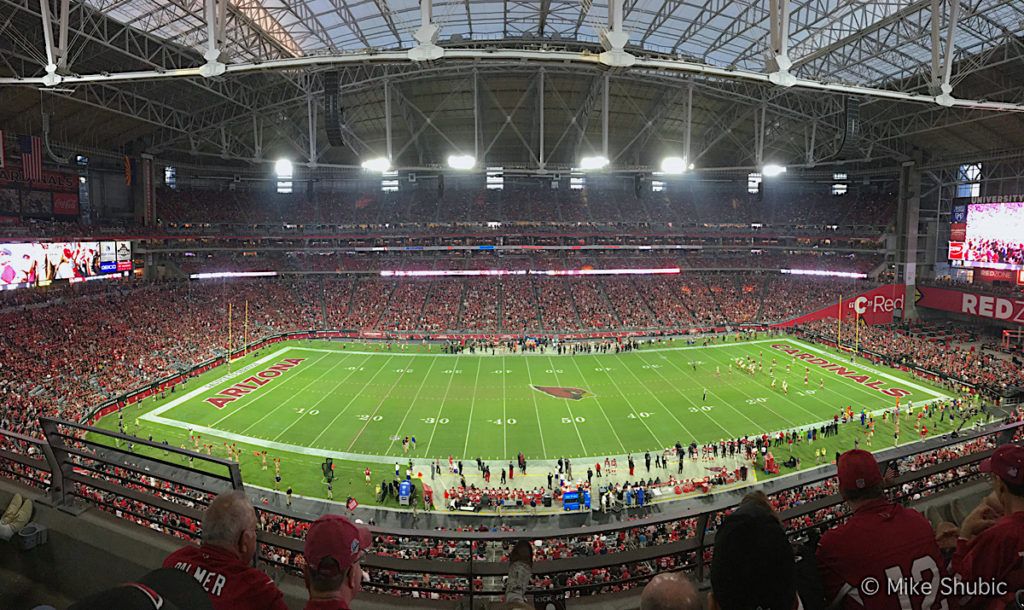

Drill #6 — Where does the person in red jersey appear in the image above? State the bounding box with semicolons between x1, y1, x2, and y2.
952;444;1024;609
816;449;947;610
302;514;372;610
163;490;287;610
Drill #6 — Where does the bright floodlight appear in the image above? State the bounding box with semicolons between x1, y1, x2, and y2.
361;157;391;173
274;158;293;178
447;154;476;170
580;155;609;170
660;156;687;175
762;164;787;177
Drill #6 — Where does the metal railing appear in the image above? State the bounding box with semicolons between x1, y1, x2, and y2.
0;415;1017;604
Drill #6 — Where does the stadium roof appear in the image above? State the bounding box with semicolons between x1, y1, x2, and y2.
1;0;1023;171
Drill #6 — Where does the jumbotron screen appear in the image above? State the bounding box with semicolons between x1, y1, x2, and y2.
0;240;131;290
960;201;1024;269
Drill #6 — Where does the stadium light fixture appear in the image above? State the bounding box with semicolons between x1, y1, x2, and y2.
274;158;293;178
660;156;687;175
762;164;787;177
579;156;609;171
361;157;392;173
447;154;476;170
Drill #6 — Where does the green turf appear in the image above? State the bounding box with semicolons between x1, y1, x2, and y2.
95;335;976;508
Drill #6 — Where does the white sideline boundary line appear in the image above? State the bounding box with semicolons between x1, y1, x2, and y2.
143;347;295;421
784;338;950;400
136;338;956;465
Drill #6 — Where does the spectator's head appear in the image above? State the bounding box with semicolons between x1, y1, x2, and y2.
641;572;700;610
710;495;796;610
203;491;258;563
508;540;533;566
837;449;883;506
303;514;372;605
69;568;213;610
980;444;1024;509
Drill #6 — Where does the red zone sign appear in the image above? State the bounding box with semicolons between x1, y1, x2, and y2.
771;345;911;399
916;286;1024;325
205;358;306;409
773;284;905;327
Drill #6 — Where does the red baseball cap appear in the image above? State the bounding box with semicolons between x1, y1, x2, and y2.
304;514;371;576
837;449;882;491
980;445;1024;486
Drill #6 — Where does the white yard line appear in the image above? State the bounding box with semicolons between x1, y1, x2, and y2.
527;356;586;456
423;355;462;456
271;353;362;441
587;355;667;449
561;356;627;455
346;357;418;451
627;352;730;440
237;354;350;435
462;358;483;458
142;348;294;424
308;355;396;447
785;338;949;399
213;353;334;428
385;356;441;454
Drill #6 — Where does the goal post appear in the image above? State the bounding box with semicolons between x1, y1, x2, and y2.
1003;328;1024;350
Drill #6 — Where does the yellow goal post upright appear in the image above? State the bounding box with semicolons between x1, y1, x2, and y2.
836;295;846;351
227;302;233;372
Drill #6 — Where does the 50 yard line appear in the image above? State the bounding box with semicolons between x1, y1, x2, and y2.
561;355;626;456
521;355;550;459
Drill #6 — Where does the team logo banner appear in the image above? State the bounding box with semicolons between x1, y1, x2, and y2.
948;242;966;260
773;284;904;327
532;386;592;400
916;286;1024;325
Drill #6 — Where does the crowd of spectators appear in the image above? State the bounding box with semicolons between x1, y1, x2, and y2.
0;271;884;446
802;319;1024;395
150;184;896;232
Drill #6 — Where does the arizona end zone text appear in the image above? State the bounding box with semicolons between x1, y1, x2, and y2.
771;345;912;398
205;358;306;409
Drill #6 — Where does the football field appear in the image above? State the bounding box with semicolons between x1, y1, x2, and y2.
100;335;964;506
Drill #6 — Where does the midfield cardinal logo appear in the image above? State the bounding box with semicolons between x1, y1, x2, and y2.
532;386;592;400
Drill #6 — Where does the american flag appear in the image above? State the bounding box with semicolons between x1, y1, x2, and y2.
19;135;43;181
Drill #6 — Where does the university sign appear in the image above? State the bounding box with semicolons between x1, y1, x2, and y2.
916;286;1024;325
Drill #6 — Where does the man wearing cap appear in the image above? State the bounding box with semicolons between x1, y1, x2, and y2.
816;449;947;610
952;444;1024;608
162;491;287;610
303;514;372;609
